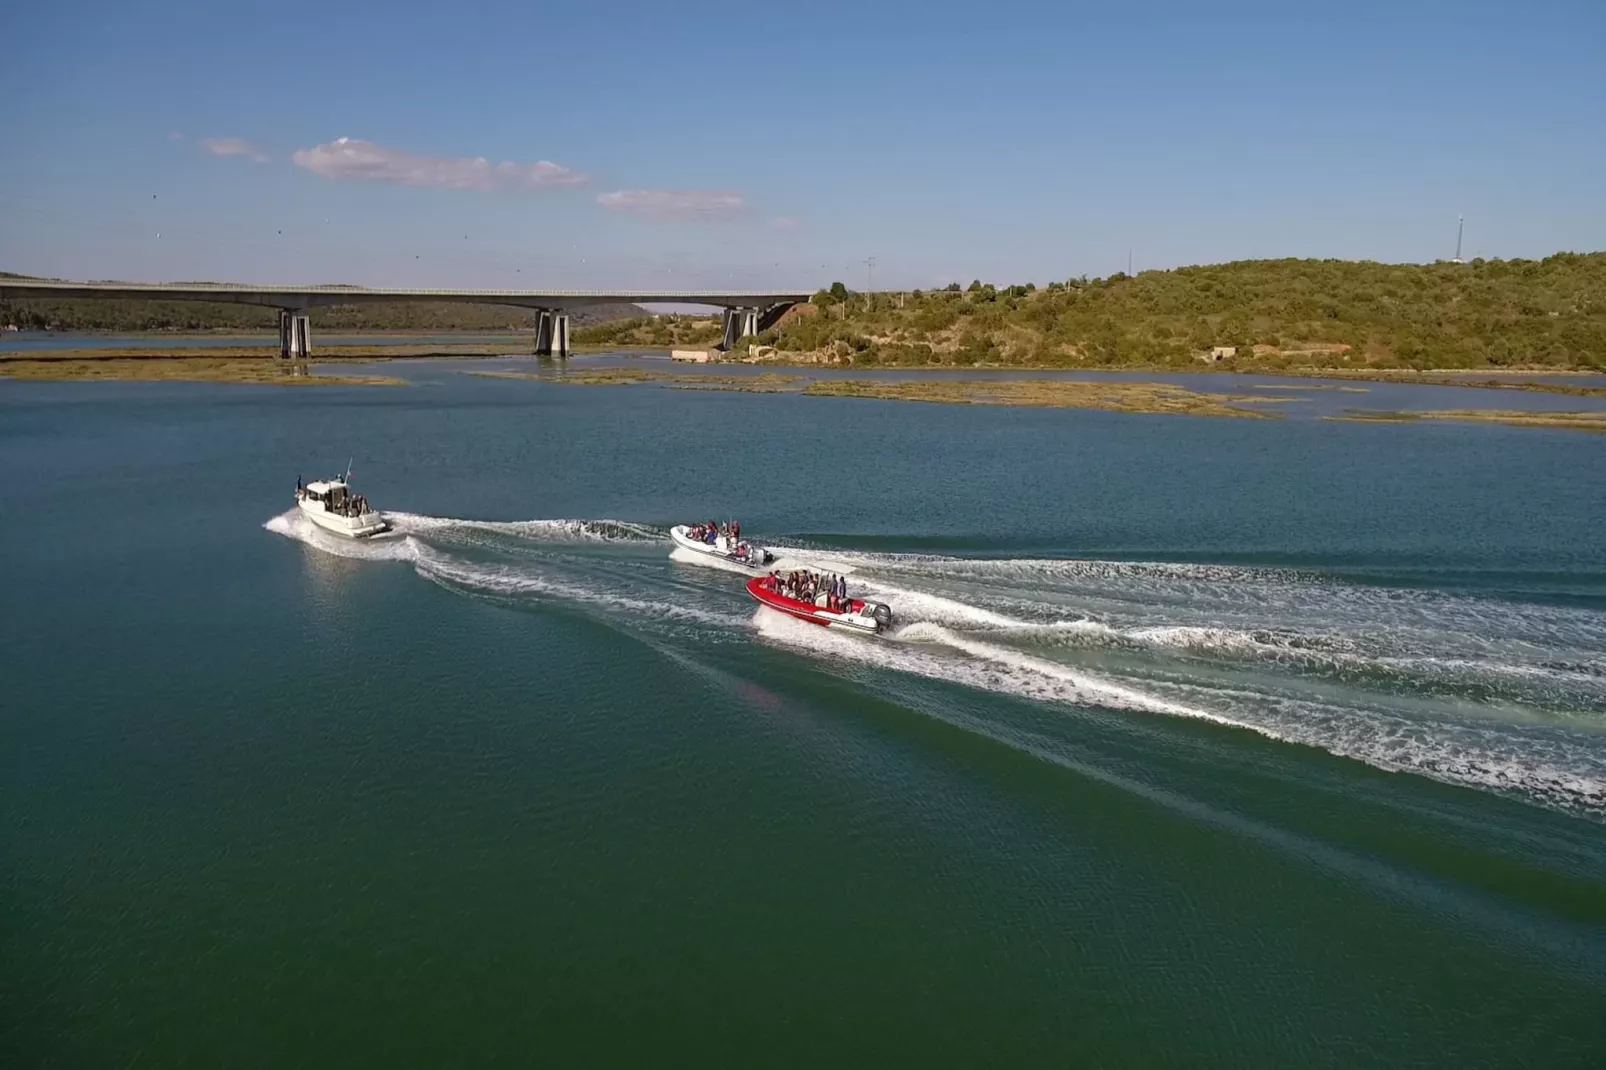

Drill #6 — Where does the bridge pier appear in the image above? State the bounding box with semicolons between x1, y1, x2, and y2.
534;309;570;358
719;306;760;351
278;309;311;360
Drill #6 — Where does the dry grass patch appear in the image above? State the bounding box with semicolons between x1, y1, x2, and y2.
1326;408;1606;433
0;358;403;386
801;378;1276;419
471;368;804;389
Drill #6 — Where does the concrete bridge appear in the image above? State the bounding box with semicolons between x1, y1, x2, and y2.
0;278;811;358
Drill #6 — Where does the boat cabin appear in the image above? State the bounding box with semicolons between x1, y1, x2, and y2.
300;480;350;509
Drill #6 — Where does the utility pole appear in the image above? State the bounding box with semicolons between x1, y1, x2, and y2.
864;256;876;308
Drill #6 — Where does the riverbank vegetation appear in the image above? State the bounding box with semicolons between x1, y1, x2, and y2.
6;343;535;361
473;367;1284;418
0;273;642;333
472;368;802;389
9;252;1604;374
0;358;403;386
754;253;1606;371
800;378;1283;418
1329;408;1606;433
571;314;723;349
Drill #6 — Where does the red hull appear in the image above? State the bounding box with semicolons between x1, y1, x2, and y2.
746;577;867;629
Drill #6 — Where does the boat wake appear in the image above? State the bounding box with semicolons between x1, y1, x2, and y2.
266;510;1606;819
264;509;737;635
386;512;663;543
758;548;1606;819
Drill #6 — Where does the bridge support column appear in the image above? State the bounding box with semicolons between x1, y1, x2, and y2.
278;309;311;359
534;309;570;358
719;307;760;351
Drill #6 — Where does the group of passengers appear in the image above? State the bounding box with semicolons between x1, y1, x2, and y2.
770;569;851;612
690;520;740;546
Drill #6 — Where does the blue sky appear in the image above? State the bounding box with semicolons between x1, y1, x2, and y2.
3;0;1602;291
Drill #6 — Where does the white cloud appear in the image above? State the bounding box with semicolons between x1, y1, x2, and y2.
202;137;269;163
596;189;747;221
771;216;802;231
290;137;587;191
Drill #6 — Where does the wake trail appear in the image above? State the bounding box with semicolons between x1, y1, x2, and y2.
264;510;736;630
759;610;1606;818
752;544;1606;817
386;512;664;543
267;511;1606;817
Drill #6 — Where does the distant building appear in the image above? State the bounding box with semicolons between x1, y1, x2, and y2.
1205;345;1238;361
672;349;712;363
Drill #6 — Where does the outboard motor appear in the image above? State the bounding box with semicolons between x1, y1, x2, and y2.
871;603;893;632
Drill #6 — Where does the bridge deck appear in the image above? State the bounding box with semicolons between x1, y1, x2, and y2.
0;279;813;310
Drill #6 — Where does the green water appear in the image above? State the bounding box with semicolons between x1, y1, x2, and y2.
3;369;1604;1067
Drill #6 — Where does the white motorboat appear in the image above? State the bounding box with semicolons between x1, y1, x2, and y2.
295;476;388;539
670;524;775;572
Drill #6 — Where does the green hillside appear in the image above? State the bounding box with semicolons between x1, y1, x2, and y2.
765;253;1606;370
572;314;723;348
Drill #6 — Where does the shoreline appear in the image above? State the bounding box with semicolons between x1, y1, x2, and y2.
6;349;1606;411
7;344;1602;376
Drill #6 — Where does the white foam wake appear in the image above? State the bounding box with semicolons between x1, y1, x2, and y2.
755;608;1606;818
265;510;1606;817
668;545;759;576
753;608;1232;725
386;512;662;543
265;510;732;629
263;510;420;562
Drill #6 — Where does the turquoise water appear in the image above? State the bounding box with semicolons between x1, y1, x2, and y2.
3;369;1604;1066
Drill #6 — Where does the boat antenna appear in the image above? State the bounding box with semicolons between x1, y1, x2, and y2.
345;457;353;484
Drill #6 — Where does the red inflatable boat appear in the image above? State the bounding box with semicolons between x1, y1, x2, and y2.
746;575;893;635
